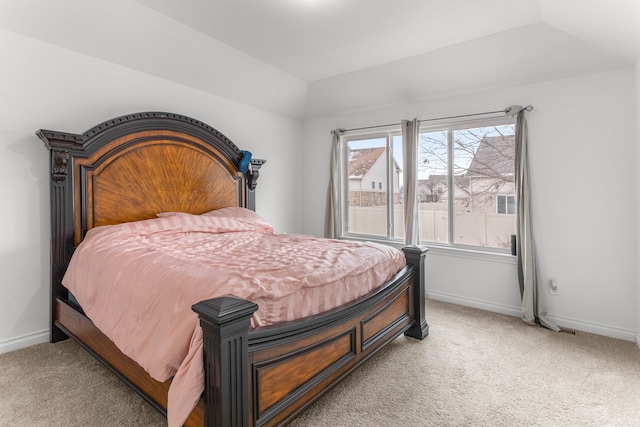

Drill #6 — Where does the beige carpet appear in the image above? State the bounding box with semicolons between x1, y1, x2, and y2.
2;299;639;426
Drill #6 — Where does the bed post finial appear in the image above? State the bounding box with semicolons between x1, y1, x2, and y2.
247;159;266;190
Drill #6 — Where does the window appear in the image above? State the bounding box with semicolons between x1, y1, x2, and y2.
497;195;516;214
340;116;516;252
343;131;403;239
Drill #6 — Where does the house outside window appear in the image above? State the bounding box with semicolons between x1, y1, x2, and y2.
340;116;516;252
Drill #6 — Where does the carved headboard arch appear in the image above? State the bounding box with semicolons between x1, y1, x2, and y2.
38;112;265;341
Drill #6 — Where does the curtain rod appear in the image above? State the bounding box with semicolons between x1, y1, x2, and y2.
336;105;533;134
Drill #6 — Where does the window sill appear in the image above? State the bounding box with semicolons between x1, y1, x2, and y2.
338;236;517;265
423;245;517;265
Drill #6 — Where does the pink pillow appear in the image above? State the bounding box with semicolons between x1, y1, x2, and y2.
203;207;273;231
202;207;260;219
157;207;266;222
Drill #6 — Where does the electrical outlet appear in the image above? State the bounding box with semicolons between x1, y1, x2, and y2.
549;279;560;296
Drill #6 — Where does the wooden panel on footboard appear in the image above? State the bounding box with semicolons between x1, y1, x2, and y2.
249;279;414;426
252;328;357;423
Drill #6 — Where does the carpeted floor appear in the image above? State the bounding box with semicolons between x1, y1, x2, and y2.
2;299;639;426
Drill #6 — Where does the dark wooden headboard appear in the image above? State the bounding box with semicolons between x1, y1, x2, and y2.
37;111;265;341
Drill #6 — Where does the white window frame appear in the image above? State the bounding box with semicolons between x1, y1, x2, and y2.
419;116;515;253
337;116;516;254
340;128;401;241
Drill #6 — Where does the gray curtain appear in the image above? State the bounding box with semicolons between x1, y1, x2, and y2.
402;119;419;245
506;105;559;331
325;129;343;239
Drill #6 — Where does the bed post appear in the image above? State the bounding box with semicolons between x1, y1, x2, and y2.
38;130;86;343
402;245;429;340
192;296;259;427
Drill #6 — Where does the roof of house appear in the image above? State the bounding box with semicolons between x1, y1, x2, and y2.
348;147;401;179
466;135;515;178
349;147;384;178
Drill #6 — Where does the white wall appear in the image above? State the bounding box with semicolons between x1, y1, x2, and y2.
0;0;308;120
0;29;303;353
302;67;638;341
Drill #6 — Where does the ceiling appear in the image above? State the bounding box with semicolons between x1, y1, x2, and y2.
1;0;638;119
134;0;640;82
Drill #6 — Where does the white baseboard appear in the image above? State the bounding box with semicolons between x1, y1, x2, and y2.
2;302;638;351
0;329;49;355
543;314;636;342
426;291;637;342
427;291;522;318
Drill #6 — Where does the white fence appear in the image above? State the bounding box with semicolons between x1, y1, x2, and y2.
348;204;515;248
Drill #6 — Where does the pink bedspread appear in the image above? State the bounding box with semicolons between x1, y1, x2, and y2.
62;208;405;426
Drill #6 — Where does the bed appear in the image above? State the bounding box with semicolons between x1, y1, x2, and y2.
38;111;429;427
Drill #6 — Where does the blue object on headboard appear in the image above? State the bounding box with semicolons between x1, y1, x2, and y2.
239;150;252;173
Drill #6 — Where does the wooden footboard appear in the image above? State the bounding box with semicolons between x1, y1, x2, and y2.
193;245;428;427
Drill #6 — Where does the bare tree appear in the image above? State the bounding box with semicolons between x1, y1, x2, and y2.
418;126;515;212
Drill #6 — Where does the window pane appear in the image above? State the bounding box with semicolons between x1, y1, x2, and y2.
417;130;449;244
453;125;516;249
497;195;506;214
346;138;388;237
